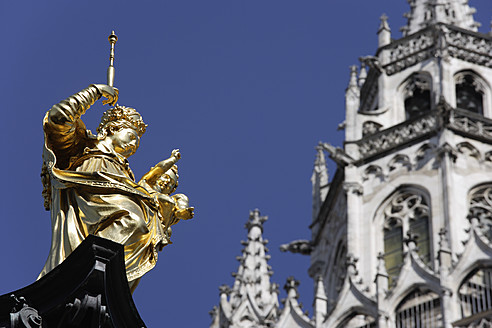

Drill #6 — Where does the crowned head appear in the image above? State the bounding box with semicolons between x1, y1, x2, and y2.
97;105;147;158
97;105;147;138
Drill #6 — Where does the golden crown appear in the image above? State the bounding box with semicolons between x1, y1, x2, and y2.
97;105;147;137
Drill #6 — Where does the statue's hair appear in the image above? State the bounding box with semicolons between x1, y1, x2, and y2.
97;105;147;137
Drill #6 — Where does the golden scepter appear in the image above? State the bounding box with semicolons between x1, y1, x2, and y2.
107;31;118;87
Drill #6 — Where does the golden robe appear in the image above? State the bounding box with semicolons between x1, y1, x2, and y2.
39;86;168;289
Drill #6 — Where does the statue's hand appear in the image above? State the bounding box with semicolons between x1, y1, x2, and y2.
175;207;194;220
92;84;119;106
171;149;181;161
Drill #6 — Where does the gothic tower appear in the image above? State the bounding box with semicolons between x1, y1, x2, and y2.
306;0;492;327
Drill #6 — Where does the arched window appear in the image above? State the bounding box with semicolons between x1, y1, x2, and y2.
395;288;442;327
384;218;404;287
458;267;492;318
468;184;492;241
402;73;432;119
381;188;432;287
337;314;376;328
455;72;485;114
409;209;431;265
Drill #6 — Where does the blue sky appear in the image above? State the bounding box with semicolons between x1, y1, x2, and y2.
0;1;491;327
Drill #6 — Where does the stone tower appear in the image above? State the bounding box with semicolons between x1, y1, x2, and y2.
305;0;492;327
210;1;492;327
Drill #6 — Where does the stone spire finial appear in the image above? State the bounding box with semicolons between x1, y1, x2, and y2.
284;276;300;300
245;208;267;232
402;0;480;36
378;14;391;47
212;210;279;328
348;66;358;90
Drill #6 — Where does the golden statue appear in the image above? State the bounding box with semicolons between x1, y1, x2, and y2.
38;32;194;292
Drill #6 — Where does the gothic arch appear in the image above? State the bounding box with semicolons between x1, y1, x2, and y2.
335;313;376;328
375;186;433;286
388;154;412;173
393;287;442;327
399;72;433;120
456;142;481;161
362;165;384;182
457;265;492;320
454;70;491;117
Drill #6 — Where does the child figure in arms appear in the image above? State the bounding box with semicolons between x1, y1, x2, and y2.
139;149;194;240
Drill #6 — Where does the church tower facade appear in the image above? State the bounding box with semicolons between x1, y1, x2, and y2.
308;0;492;327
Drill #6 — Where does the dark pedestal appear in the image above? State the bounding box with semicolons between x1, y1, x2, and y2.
0;235;147;328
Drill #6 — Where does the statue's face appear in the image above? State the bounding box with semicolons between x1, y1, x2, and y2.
109;127;140;158
155;174;176;194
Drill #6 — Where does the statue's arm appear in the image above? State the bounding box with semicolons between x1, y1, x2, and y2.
44;85;118;158
140;149;181;185
46;85;117;133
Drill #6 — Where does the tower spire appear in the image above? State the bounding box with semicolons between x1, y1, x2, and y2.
211;210;279;328
401;0;480;36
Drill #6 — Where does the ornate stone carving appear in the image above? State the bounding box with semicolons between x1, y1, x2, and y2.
447;108;492;142
279;240;313;255
381;29;434;75
381;25;492;76
468;184;492;242
384;192;429;226
356;112;438;159
58;294;110;328
456;142;481;160
388;154;412;172
354;105;492;162
446;29;492;69
362;121;383;137
318;143;354;166
9;295;43;328
363;165;384;182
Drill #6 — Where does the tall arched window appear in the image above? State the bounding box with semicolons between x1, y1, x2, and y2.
402;73;432;119
409;210;431;264
384;218;404;287
458;267;492;319
381;188;432;287
455;72;485;115
395;288;442;327
468;184;492;242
